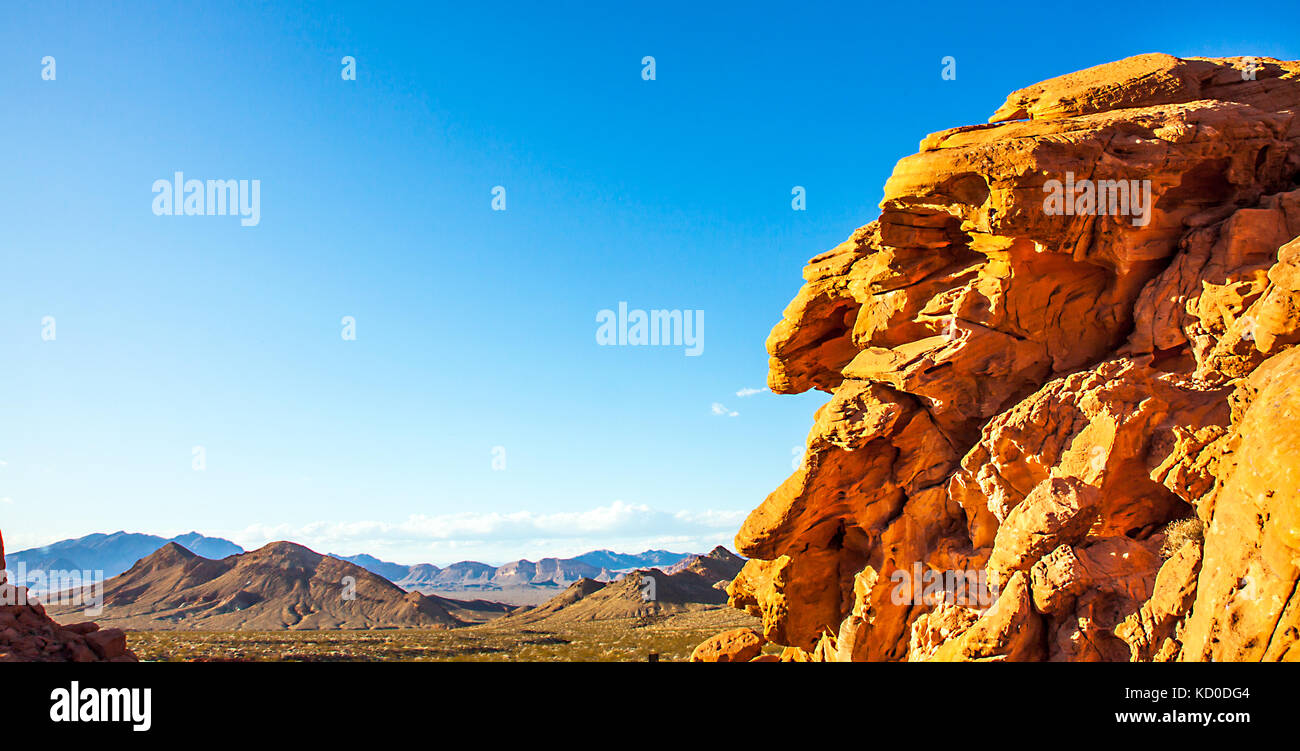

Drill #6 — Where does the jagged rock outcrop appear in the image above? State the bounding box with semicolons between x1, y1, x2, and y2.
719;53;1300;661
0;528;138;662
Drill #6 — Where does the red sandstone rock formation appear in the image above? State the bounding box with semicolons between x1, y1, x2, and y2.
708;53;1300;662
0;528;137;662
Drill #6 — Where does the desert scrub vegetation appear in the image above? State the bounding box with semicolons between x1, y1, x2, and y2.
125;608;760;662
1159;515;1204;559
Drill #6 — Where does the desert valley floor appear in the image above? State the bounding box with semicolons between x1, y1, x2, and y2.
125;608;762;662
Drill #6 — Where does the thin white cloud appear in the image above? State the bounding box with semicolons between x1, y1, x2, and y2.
735;387;768;397
0;497;12;504
711;402;739;417
217;501;747;566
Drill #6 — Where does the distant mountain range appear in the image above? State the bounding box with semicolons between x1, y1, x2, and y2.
6;531;244;589
335;548;694;591
568;550;690;570
6;531;698;597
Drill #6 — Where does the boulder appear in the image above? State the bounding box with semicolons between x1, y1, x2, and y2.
689;627;766;663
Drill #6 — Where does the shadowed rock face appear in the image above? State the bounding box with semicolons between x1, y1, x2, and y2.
721;54;1300;661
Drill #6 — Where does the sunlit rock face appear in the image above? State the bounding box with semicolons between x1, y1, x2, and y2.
719;54;1300;662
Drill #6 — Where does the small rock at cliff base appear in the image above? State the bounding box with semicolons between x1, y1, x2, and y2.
690;627;766;662
85;628;129;660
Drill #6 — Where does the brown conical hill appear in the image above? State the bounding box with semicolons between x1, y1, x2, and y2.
49;540;508;630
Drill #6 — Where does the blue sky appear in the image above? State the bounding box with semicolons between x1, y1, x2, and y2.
1;1;1296;564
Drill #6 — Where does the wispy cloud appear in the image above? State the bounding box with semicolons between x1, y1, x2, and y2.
0;497;13;504
217;501;746;566
735;387;768;397
711;402;739;417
